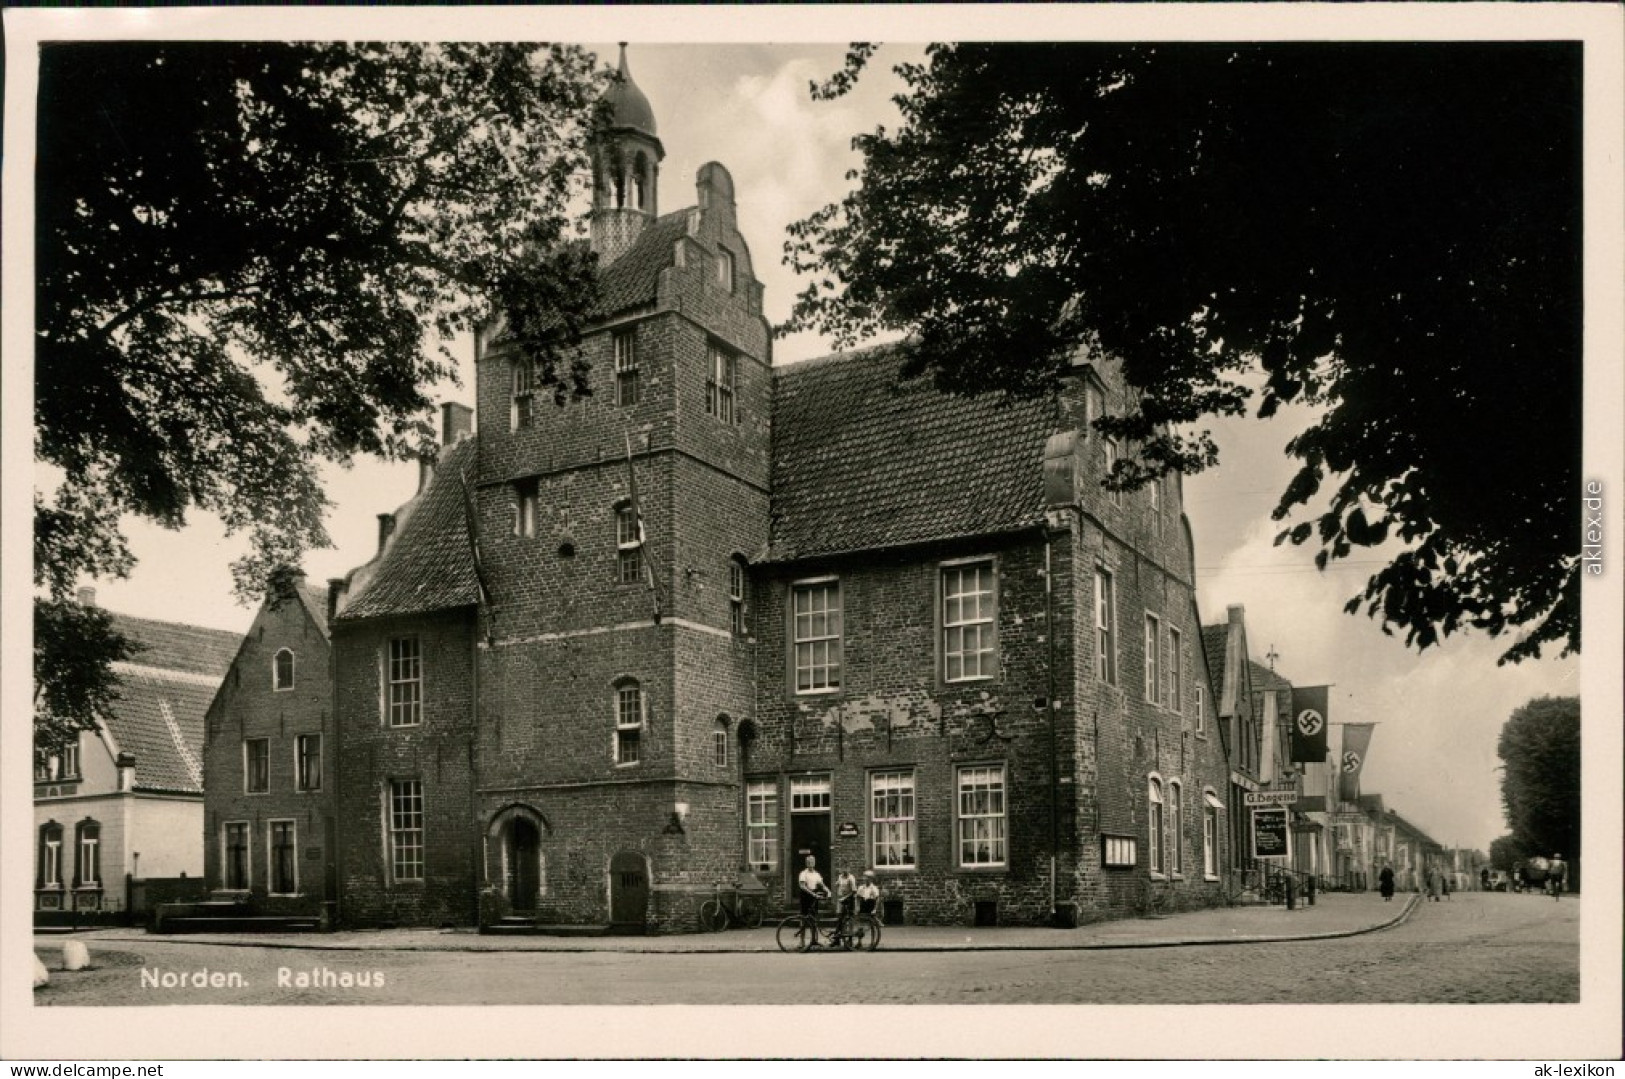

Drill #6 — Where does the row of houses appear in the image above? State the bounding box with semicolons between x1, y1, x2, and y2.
34;49;1461;931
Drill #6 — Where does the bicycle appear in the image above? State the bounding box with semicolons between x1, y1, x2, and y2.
776;899;881;952
698;881;764;932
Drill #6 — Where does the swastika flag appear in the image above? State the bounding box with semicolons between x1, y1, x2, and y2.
1290;686;1331;763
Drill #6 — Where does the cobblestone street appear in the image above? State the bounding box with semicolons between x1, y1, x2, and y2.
33;892;1576;1007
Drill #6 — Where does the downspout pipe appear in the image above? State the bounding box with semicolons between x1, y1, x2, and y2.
1045;525;1059;922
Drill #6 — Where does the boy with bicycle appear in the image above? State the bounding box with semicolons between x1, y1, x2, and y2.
798;855;831;946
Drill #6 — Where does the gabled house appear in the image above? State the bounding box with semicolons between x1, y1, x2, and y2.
202;568;334;917
1201;605;1265;878
34;590;240;920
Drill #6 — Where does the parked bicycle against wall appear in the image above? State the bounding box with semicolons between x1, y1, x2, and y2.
776;899;881;952
699;881;764;932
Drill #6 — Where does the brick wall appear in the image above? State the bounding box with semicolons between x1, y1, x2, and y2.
332;611;478;927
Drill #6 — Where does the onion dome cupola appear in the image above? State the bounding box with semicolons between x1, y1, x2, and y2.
591;44;666;262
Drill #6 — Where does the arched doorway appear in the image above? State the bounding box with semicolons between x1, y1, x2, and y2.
487;804;547;914
509;817;541;914
609;850;649;930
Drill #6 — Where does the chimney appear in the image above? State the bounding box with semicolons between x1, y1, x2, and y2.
76;586;96;608
326;578;346;625
441;402;473;447
1227;604;1246;626
115;752;136;793
377;513;396;555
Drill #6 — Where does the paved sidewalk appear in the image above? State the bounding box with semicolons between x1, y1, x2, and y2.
44;892;1418;954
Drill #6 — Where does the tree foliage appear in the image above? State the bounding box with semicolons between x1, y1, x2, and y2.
784;43;1581;663
1496;696;1580;864
33;599;139;752
34;41;609;739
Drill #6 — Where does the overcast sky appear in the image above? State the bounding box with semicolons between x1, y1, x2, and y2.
31;37;1593;854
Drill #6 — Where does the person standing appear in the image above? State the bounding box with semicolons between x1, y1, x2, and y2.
798;855;831;946
833;867;858;937
1379;863;1396;901
856;870;882;920
1548;853;1568;901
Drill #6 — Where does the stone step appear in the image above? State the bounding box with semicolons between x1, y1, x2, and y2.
482;922;615;937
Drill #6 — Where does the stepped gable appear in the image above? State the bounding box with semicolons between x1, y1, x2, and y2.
108;612;240;678
767;344;1054;562
335;437;482;622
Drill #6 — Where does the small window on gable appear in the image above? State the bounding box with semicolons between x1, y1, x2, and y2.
274;648;295;691
716;246;735;292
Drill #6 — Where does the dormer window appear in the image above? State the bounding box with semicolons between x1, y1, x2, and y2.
274;648;295;691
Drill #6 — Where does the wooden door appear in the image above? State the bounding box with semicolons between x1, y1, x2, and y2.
609;850;647;927
510;818;540;913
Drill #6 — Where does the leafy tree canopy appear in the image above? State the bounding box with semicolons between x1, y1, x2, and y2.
35;41;610;738
1496;695;1580;864
784;43;1581;663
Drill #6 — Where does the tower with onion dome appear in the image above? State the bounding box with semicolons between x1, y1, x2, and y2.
590;43;666;264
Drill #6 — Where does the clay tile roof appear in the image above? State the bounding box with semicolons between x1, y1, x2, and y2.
595;210;690;319
297;581;330;639
766;345;1054;562
1200;624;1229;674
1249;660;1294;695
336;438;482;622
97;613;240;795
107;613;241;678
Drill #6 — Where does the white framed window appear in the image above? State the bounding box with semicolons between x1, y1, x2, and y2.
614;329;639;407
746;779;779;871
614;681;643;765
386;637;422;727
1144;613;1162;705
790;774;832;813
1169;781;1184;876
39;823;63;889
616;504;643;585
224;821;251;890
268;820;298;896
273;647;295;691
388;779;425;882
244;738;269;794
513;358;535;430
514;480;540;538
706;343;737;423
716;246;735;292
713;719;729;768
1095;568;1116;684
1196;684;1207;733
76;822;101;887
729;557;748;636
1168;626;1183;714
870;770;917;869
1149;475;1162;533
1148;776;1165;876
1102;834;1138;869
957;764;1007;868
58;739;80;779
1203;790;1224;879
942;560;997;682
792;579;842;693
295;733;322;792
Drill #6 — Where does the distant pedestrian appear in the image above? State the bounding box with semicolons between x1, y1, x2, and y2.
1425;865;1442;901
1548;853;1567;901
1379;863;1395;901
1480;867;1491;892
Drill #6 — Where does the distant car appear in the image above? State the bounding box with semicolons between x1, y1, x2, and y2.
1486;871;1511;892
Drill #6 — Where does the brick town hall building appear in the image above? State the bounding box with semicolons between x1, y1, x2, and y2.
315;50;1236;931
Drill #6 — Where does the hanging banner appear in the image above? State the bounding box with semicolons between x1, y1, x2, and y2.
1251;807;1290;859
1290;685;1331;763
1338;723;1376;803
